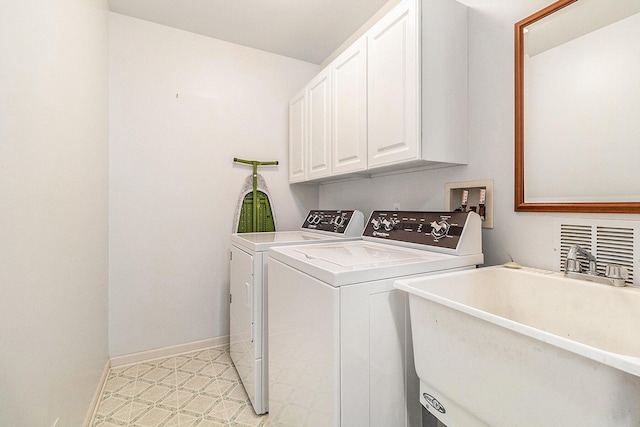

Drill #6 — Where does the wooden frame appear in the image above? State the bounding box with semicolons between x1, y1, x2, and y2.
514;0;640;213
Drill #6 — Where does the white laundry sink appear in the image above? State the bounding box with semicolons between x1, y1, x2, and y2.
395;266;640;427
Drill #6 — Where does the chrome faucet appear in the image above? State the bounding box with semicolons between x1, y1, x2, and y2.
565;245;598;275
564;244;628;287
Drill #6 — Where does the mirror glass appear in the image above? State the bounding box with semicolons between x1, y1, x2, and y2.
515;0;640;212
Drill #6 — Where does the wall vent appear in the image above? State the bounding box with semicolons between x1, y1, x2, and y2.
554;218;639;287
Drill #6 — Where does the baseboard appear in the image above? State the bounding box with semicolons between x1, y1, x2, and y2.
83;359;110;427
109;335;230;368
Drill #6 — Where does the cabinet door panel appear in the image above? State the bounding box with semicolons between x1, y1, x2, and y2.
367;0;419;168
307;70;332;179
288;89;306;183
332;38;367;175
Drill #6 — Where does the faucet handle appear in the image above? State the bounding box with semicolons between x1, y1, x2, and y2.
605;264;628;286
566;258;581;273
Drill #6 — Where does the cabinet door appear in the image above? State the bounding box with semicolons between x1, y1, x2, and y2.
288;88;307;183
367;0;419;168
332;37;368;175
307;69;332;180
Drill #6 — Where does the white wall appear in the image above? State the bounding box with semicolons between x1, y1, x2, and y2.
319;0;640;269
0;0;110;425
109;13;319;357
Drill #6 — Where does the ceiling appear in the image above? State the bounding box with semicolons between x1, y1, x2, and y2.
108;0;391;65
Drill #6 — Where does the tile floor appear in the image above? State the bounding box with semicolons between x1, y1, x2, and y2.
91;346;269;426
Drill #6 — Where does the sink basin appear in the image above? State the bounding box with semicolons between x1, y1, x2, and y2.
395;266;640;427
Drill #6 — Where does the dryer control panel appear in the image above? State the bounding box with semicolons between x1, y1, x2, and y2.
363;211;481;254
301;210;364;237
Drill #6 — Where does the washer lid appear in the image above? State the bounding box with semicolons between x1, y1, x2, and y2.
293;243;441;267
269;241;483;286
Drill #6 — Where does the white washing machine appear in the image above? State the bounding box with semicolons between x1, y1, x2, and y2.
230;210;364;415
267;211;483;427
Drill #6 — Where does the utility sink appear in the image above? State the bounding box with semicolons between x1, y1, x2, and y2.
395;265;640;427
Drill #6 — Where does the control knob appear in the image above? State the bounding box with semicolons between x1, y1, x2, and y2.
382;218;399;232
371;217;382;230
308;214;322;225
430;220;450;239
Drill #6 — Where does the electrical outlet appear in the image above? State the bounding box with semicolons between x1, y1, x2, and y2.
393;203;401;211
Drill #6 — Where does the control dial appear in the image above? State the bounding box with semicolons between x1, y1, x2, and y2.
308;214;323;225
371;217;382;230
382;218;399;232
430;220;451;239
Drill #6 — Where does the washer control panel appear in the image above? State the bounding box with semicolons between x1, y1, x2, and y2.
364;211;472;250
301;210;364;236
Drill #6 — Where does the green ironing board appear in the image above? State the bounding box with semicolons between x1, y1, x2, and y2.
237;190;276;233
233;158;278;233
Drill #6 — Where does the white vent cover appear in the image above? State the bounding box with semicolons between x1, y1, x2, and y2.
553;218;639;287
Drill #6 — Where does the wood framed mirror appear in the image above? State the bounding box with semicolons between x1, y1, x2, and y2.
515;0;640;213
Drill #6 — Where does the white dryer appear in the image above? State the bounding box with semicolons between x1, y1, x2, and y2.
267;211;483;427
230;210;364;415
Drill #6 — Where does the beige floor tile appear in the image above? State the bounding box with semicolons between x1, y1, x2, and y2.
180;359;209;374
95;395;130;417
136;383;173;404
225;383;249;401
232;404;267;427
131;406;175;426
107;402;134;425
193;350;214;361
203;378;234;397
181;374;212;392
158;358;178;370
93;421;126;427
128;401;151;423
91;346;268;427
175;370;193;387
218;367;241;383
103;376;133;394
220;398;244;420
141;366;174;383
196;420;227;427
113;365;139;378
176;388;197;408
157;390;180;409
175;413;200;426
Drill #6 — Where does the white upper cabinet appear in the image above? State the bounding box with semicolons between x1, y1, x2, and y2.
307;69;332;180
288;88;307;183
419;0;469;166
288;0;468;183
332;37;368;175
368;0;468;172
367;0;419;168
